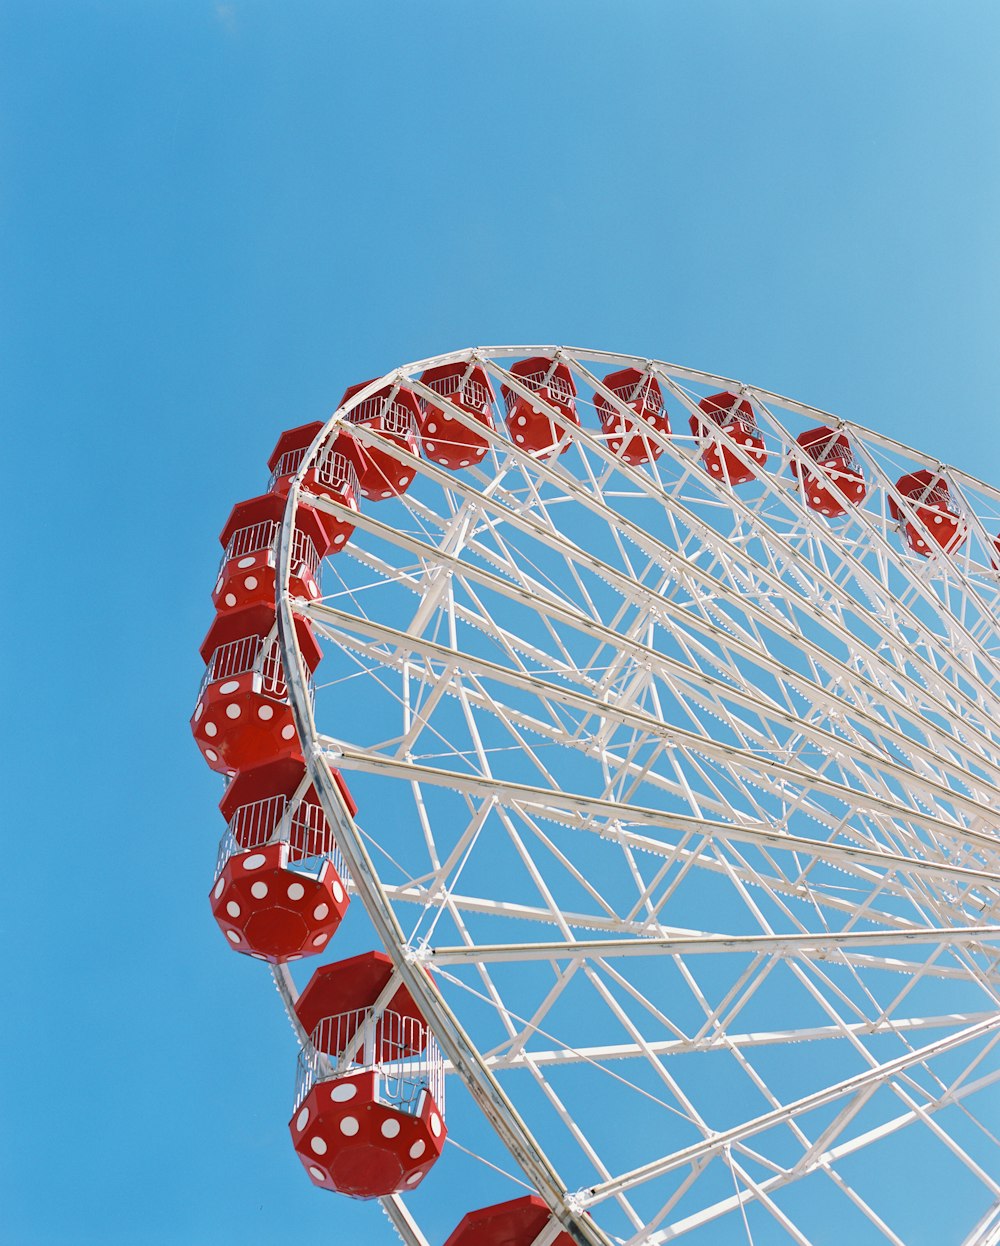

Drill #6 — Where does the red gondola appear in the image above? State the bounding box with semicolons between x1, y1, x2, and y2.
418;362;497;469
290;952;446;1198
595;367;670;465
191;604;322;774
689;391;767;485
445;1195;576;1245
338;380;421;500
268;422;362;554
792;426;867;517
501;357;579;456
889;469;967;557
213;493;326;614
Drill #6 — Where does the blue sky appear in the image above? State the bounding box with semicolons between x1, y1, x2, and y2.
2;3;999;1244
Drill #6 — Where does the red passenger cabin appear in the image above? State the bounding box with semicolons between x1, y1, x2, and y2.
290;951;447;1198
213;493;325;614
791;426;868;517
501;357;579;456
417;362;497;469
595;367;671;465
338;380;421;500
889;469;967;557
191;603;322;775
445;1195;576;1246
209;762;358;962
689;391;767;485
268;422;362;555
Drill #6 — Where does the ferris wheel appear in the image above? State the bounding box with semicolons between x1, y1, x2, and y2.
192;345;1000;1246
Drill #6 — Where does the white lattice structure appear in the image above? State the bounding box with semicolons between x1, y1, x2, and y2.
271;346;1000;1246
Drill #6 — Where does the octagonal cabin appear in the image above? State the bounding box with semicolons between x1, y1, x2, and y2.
338;380;421;500
501;357;579;456
417;362;497;470
268;422;362;555
191;604;322;774
595;367;670;466
792;426;867;517
445;1195;576;1246
889;469;967;557
689;391;767;485
290;951;446;1198
213;493;325;615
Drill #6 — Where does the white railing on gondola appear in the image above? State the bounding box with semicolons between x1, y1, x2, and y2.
501;368;575;415
199;633;315;705
214;793;352;883
221;521;321;583
294;1007;445;1118
344;394;418;439
269;445;362;499
421;371;493;414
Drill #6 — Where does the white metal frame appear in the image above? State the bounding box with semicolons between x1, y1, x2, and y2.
270;347;1000;1246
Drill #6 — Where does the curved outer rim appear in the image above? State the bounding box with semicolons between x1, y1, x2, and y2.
272;345;1000;1246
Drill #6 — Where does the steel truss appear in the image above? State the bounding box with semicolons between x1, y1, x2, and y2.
273;347;1000;1246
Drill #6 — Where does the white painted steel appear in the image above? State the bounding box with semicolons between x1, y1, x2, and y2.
274;347;1000;1246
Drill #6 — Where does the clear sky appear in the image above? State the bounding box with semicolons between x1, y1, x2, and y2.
2;3;999;1244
